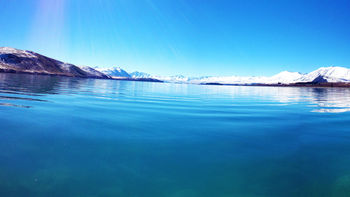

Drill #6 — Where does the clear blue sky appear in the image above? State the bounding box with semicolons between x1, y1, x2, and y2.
1;0;350;76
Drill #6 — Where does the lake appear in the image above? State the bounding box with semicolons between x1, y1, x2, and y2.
0;73;350;197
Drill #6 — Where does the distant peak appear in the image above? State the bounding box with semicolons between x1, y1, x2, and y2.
97;66;130;77
317;66;346;70
272;70;302;78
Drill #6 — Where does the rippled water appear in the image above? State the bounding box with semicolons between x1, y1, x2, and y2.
1;73;350;197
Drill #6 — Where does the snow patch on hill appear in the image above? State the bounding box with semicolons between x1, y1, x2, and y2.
97;67;130;77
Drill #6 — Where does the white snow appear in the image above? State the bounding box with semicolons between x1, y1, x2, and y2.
267;71;303;84
130;71;151;78
298;66;350;82
153;71;303;85
80;66;107;77
0;47;37;58
154;75;191;83
149;67;350;84
97;67;130;77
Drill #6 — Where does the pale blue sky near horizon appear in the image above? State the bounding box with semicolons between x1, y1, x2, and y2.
1;0;350;77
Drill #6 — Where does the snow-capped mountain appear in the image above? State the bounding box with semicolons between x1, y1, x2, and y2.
127;70;305;84
128;73;194;83
155;75;191;83
97;67;131;78
267;71;303;84
298;67;350;83
130;71;151;78
0;47;108;78
152;67;350;85
188;76;260;84
177;71;303;85
138;67;350;85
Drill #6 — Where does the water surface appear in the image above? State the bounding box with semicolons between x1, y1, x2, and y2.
1;73;350;197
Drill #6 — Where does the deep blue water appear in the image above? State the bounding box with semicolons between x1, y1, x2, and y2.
0;73;350;197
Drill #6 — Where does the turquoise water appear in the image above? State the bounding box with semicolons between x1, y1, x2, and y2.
1;73;350;197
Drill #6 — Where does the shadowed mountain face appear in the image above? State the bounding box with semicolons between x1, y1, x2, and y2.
0;47;108;79
312;76;328;83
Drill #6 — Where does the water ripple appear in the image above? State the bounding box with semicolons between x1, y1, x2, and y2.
0;73;350;113
0;95;47;102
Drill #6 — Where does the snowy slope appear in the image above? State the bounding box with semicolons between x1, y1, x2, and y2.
129;73;193;83
0;47;37;58
183;71;303;85
97;67;131;78
80;66;109;78
298;67;350;83
189;76;261;84
130;71;151;78
266;71;303;84
155;75;191;83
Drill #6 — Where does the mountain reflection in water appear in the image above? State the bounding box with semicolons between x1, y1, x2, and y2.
1;73;349;113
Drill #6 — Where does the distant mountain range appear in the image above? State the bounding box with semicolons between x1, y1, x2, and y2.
100;66;350;85
1;47;350;86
